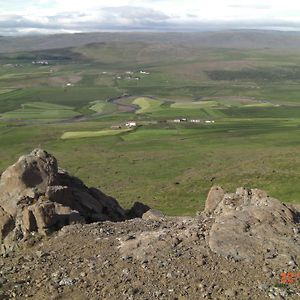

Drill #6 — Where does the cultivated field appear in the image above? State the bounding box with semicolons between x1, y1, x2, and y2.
1;32;300;215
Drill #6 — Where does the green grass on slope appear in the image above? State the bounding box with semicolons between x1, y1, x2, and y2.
0;89;15;95
89;100;117;114
90;101;107;112
3;45;300;216
22;102;75;110
1;118;300;216
61;128;131;139
133;97;163;114
0;102;79;120
171;101;218;109
0;86;121;113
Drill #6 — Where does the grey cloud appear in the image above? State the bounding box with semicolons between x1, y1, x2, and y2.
1;6;300;35
102;6;169;21
0;15;62;30
187;14;197;18
0;6;171;35
228;4;271;9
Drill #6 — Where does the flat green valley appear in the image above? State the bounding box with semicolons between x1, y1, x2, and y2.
1;31;300;215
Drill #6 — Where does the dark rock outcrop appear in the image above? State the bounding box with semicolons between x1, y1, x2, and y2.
127;201;150;218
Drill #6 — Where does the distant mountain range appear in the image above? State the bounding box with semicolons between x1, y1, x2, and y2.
1;30;300;53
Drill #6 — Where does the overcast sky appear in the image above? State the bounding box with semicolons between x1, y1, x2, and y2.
1;0;300;35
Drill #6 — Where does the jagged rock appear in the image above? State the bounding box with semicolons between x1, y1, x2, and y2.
204;186;225;214
0;149;148;254
29;200;58;232
0;149;58;217
206;187;300;266
22;206;37;233
53;203;85;226
142;209;165;221
88;188;127;221
0;207;14;243
127;201;150;218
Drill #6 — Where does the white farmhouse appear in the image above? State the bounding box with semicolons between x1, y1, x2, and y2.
125;121;137;128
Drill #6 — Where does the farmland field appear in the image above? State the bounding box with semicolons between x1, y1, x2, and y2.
61;128;131;140
1;33;300;215
133;97;164;114
0;102;79;120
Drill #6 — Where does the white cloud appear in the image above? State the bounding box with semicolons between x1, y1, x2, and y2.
2;0;300;35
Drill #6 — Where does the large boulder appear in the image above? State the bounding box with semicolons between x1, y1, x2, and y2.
0;149;58;218
0;149;145;255
142;209;165;221
205;186;300;268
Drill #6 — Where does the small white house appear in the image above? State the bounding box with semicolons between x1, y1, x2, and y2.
140;70;150;75
125;121;137;128
205;120;215;124
173;119;181;123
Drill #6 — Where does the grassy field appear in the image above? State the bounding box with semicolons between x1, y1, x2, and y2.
171;101;219;109
1;118;300;216
133;97;164;114
61;128;131;139
89;100;117;114
1;40;300;215
0;102;79;120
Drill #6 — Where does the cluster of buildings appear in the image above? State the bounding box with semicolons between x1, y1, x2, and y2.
116;75;140;81
32;60;49;65
111;121;137;130
109;70;150;81
171;118;215;124
110;118;215;130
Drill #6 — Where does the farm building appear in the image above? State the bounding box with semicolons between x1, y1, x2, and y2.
125;121;137;128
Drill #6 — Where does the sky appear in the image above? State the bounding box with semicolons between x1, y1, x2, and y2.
1;0;300;35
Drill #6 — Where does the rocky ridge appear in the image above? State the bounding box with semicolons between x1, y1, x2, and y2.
0;149;149;255
0;150;299;299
